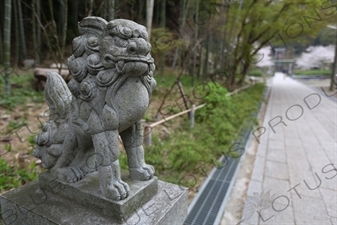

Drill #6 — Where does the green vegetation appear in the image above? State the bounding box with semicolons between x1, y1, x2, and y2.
293;70;332;76
0;158;39;192
154;73;196;89
248;69;265;77
223;0;330;88
0;73;44;110
5;119;28;134
121;82;266;187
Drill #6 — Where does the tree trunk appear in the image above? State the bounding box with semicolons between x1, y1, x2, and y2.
69;0;78;33
219;0;229;73
138;0;143;23
172;0;190;69
146;0;154;41
159;0;166;75
237;62;251;86
60;0;68;70
36;0;41;64
87;0;94;16
58;1;64;36
329;29;337;91
13;0;20;66
192;0;199;84
155;1;160;26
4;0;12;96
32;1;37;64
203;34;210;79
17;0;27;56
160;0;166;28
31;0;42;64
34;0;67;70
0;27;3;63
227;59;239;91
197;42;202;79
109;0;115;20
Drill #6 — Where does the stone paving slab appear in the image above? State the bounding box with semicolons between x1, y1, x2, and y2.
241;73;337;225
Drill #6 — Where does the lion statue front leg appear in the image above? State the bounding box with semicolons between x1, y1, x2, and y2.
92;130;130;200
121;120;155;180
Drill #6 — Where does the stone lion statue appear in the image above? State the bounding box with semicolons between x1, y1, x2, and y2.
33;17;156;201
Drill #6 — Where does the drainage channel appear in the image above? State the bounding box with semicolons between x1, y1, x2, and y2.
184;81;271;225
184;156;239;225
184;129;249;225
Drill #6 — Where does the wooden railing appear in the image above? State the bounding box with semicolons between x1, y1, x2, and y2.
143;83;255;145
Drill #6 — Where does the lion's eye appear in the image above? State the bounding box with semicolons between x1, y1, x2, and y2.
87;37;98;47
119;39;128;47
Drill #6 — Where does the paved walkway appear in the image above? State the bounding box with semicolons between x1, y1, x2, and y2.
241;73;337;225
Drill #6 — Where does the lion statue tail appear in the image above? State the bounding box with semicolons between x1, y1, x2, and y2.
45;72;72;121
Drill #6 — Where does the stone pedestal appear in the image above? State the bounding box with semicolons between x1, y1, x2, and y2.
0;172;188;225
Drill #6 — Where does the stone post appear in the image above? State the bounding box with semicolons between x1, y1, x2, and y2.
0;16;188;225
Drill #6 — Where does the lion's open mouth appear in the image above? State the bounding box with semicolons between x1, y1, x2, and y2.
121;61;149;76
104;54;153;76
104;54;153;64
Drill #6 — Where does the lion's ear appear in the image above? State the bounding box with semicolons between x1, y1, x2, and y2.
78;16;107;36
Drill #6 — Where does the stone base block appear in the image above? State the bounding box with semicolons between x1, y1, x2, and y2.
39;171;158;222
0;179;188;225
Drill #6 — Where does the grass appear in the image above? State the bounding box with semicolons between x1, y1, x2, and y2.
5;119;28;134
293;69;332;76
0;158;39;192
248;69;265;77
0;71;45;110
0;68;45;195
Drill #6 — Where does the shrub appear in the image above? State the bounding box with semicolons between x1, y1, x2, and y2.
140;82;266;185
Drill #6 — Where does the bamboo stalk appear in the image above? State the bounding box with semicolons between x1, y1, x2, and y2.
32;0;38;65
3;0;12;96
17;0;27;56
13;0;20;66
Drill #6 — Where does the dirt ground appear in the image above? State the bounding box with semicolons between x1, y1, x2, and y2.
0;102;49;170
